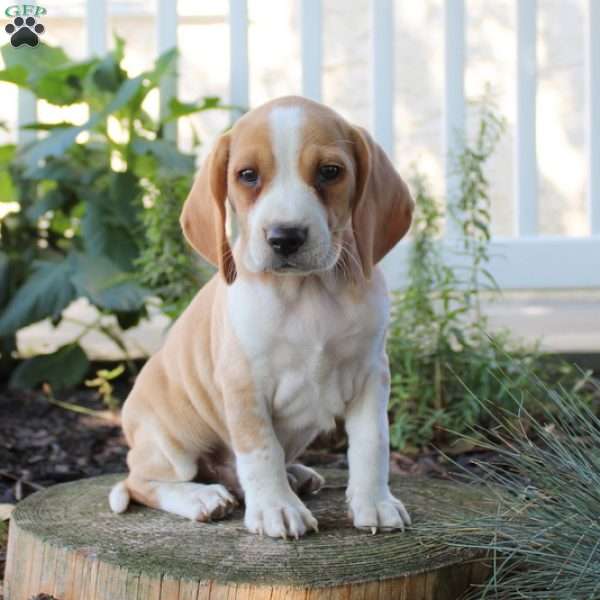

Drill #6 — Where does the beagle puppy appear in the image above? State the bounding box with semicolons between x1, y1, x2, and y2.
109;96;414;539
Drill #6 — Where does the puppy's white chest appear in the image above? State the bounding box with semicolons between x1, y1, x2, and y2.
227;276;387;434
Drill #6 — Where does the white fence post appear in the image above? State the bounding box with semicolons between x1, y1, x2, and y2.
157;0;178;141
16;0;37;145
443;0;465;240
371;0;395;159
515;0;538;236
16;91;37;146
586;0;600;235
301;0;322;102
229;0;249;122
86;0;107;57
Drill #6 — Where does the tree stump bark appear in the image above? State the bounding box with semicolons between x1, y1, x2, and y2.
4;470;492;599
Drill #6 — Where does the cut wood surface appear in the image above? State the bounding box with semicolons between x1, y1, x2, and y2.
4;469;493;599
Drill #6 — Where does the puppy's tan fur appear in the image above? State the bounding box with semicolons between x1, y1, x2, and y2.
110;97;414;538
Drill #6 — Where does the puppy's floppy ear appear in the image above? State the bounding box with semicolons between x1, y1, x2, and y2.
180;133;236;284
350;126;414;280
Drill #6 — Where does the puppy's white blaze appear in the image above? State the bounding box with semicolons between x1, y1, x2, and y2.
245;104;333;273
261;105;315;225
269;105;304;184
108;481;130;513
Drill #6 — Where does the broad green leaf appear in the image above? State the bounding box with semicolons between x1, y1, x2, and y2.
131;138;194;173
48;210;74;236
113;35;125;63
82;35;125;104
81;173;141;270
0;169;15;203
92;74;145;122
109;171;142;228
34;60;96;105
1;45;93;106
134;108;157;135
89;51;124;93
22;125;83;169
161;96;230;123
102;73;145;114
10;343;89;390
80;199;138;270
72;254;149;312
166;98;201;119
2;42;69;75
120;49;177;117
26;151;108;185
0;256;77;337
20;121;74;131
2;42;95;104
0;145;15;204
26;188;70;221
0;65;28;86
23;75;145;168
146;48;177;87
25;158;79;183
83;43;126;110
0;144;15;165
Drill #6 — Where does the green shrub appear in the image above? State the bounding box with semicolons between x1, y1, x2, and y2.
0;39;228;386
136;171;213;320
387;102;593;451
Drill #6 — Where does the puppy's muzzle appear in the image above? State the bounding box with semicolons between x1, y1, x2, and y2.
266;224;308;257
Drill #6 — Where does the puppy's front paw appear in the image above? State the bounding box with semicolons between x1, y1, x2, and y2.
244;492;318;539
348;491;411;533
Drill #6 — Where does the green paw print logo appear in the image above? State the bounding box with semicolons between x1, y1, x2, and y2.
4;4;47;48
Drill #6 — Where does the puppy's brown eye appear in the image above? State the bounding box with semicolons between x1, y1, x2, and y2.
318;164;342;184
238;168;259;186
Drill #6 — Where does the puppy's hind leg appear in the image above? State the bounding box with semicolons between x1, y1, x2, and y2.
116;436;237;522
140;480;237;521
286;464;325;496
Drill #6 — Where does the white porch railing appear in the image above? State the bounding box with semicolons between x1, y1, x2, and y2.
13;0;600;290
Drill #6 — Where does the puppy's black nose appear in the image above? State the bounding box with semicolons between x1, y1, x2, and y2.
266;225;308;257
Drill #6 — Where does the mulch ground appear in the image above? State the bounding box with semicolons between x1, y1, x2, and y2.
0;389;128;505
0;386;128;598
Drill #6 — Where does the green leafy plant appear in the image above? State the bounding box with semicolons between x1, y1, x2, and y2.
386;102;592;451
136;171;213;319
0;39;229;387
85;364;125;410
426;368;600;599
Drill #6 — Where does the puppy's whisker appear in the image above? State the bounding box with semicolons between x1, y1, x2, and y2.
340;240;361;266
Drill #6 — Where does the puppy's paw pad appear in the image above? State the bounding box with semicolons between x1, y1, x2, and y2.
349;493;411;533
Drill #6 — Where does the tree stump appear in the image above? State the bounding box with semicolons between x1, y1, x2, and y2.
4;470;493;599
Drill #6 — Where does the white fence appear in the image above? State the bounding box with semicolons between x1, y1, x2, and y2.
14;0;600;290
